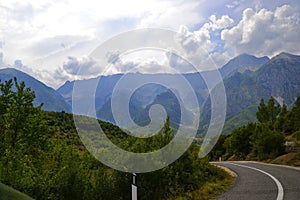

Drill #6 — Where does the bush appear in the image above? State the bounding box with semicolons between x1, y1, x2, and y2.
296;131;300;141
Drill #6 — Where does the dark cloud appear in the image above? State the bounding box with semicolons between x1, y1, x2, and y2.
166;52;196;73
13;59;23;69
11;59;33;74
62;56;100;76
106;51;121;64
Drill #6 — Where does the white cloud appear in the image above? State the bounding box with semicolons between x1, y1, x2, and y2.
54;49;191;85
0;0;203;68
1;0;300;88
176;14;234;53
0;0;206;88
209;15;235;31
172;14;234;70
221;4;300;57
226;1;240;9
0;52;5;67
138;1;203;29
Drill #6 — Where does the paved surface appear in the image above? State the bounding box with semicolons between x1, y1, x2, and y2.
213;161;300;200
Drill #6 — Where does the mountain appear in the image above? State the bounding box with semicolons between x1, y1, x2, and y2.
57;52;300;134
0;68;71;112
56;80;73;106
58;74;123;110
220;53;269;78
200;52;300;134
256;52;300;105
57;53;269;109
58;73;209;125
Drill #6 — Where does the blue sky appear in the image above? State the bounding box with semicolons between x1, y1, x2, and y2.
0;0;299;88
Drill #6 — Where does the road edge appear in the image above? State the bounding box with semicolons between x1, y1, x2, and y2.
234;161;300;171
210;162;238;178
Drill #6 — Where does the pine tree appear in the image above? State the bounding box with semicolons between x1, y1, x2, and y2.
267;97;281;124
256;99;269;123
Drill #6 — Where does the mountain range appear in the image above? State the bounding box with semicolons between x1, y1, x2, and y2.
1;52;300;135
201;52;300;134
0;68;71;112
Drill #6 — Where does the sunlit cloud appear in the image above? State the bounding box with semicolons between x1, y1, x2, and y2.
0;0;299;88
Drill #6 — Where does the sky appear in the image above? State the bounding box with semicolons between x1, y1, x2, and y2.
0;0;300;88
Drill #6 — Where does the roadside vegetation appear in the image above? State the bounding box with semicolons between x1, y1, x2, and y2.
0;78;232;199
210;96;300;164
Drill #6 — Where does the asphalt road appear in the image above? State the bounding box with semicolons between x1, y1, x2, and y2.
214;161;300;200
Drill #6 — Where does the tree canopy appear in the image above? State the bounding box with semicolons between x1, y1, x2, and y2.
0;78;228;200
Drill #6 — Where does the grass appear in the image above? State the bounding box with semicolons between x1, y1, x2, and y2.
271;152;300;166
169;166;235;200
0;183;33;200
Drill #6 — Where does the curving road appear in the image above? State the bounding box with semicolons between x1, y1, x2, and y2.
213;161;300;200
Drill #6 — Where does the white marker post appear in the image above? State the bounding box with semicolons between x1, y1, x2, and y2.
132;173;137;200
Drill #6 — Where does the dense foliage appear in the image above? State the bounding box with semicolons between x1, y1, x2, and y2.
210;96;300;161
0;78;227;199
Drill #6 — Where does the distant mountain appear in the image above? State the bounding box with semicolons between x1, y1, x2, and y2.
0;68;71;112
56;80;73;106
57;52;300;134
220;53;269;78
58;73;209;125
200;52;300;134
256;52;300;105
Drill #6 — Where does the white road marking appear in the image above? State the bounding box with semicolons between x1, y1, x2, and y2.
229;162;284;200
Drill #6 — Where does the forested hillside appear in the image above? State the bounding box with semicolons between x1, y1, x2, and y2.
210;96;300;162
0;78;230;200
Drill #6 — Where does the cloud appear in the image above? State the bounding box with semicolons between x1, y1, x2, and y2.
176;14;234;53
226;1;240;9
62;56;101;76
0;52;5;67
1;0;300;88
13;60;24;69
138;1;203;29
103;51;171;74
221;4;300;57
26;35;89;59
0;0;204;71
106;51;121;65
11;59;34;74
172;14;234;70
55;49;183;83
209;15;235;31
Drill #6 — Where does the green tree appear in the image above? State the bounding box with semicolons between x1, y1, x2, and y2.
0;78;46;193
224;123;255;159
250;123;285;160
209;135;228;160
256;97;280;124
256;99;269;123
267;97;281;124
274;104;288;132
290;96;300;131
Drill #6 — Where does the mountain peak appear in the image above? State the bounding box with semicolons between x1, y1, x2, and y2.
272;52;299;60
0;67;23;75
220;54;270;78
0;68;71;112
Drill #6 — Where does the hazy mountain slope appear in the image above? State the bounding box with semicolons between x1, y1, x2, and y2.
57;52;300;134
220;54;269;78
201;52;300;135
0;68;71;112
